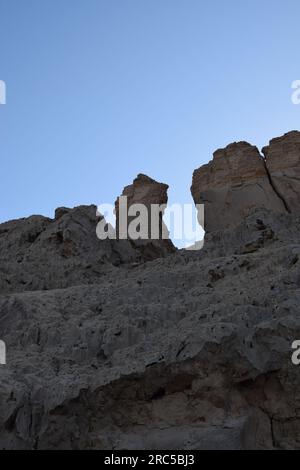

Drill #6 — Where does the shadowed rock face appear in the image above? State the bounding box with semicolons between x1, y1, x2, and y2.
118;174;169;211
1;132;300;450
263;131;300;214
192;131;300;235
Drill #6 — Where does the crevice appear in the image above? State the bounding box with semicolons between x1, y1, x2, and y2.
258;406;277;449
262;157;291;213
270;415;276;449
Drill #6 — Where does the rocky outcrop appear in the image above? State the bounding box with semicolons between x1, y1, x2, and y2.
0;204;173;296
263;131;300;214
1;206;300;449
1;132;300;450
0;175;176;296
115;173;176;256
191;142;286;233
191;131;300;235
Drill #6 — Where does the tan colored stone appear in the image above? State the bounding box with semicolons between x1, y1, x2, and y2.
191;141;285;233
263;130;300;213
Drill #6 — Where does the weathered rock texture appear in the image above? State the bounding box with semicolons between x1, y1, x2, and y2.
1;131;300;450
191;139;293;233
115;173;175;257
0;200;175;296
263;131;300;214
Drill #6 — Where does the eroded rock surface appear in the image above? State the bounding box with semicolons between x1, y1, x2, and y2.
1;132;300;450
115;173;176;257
263;131;300;214
191;142;286;233
0;173;178;296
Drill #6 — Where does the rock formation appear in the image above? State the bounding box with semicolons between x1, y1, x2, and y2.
262;131;300;214
0;131;300;449
115;173;176;257
0;191;175;296
191;141;287;233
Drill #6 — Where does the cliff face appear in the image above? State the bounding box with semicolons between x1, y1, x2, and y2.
191;135;300;233
115;173;176;257
1;131;300;450
0;178;175;295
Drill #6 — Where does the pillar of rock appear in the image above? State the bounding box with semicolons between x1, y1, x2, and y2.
262;130;300;214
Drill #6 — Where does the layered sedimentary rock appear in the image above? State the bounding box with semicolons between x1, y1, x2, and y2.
1;132;300;450
263;130;300;214
191;141;286;233
0;205;131;295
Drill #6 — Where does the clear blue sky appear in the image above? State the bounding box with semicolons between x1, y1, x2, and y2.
1;0;300;224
